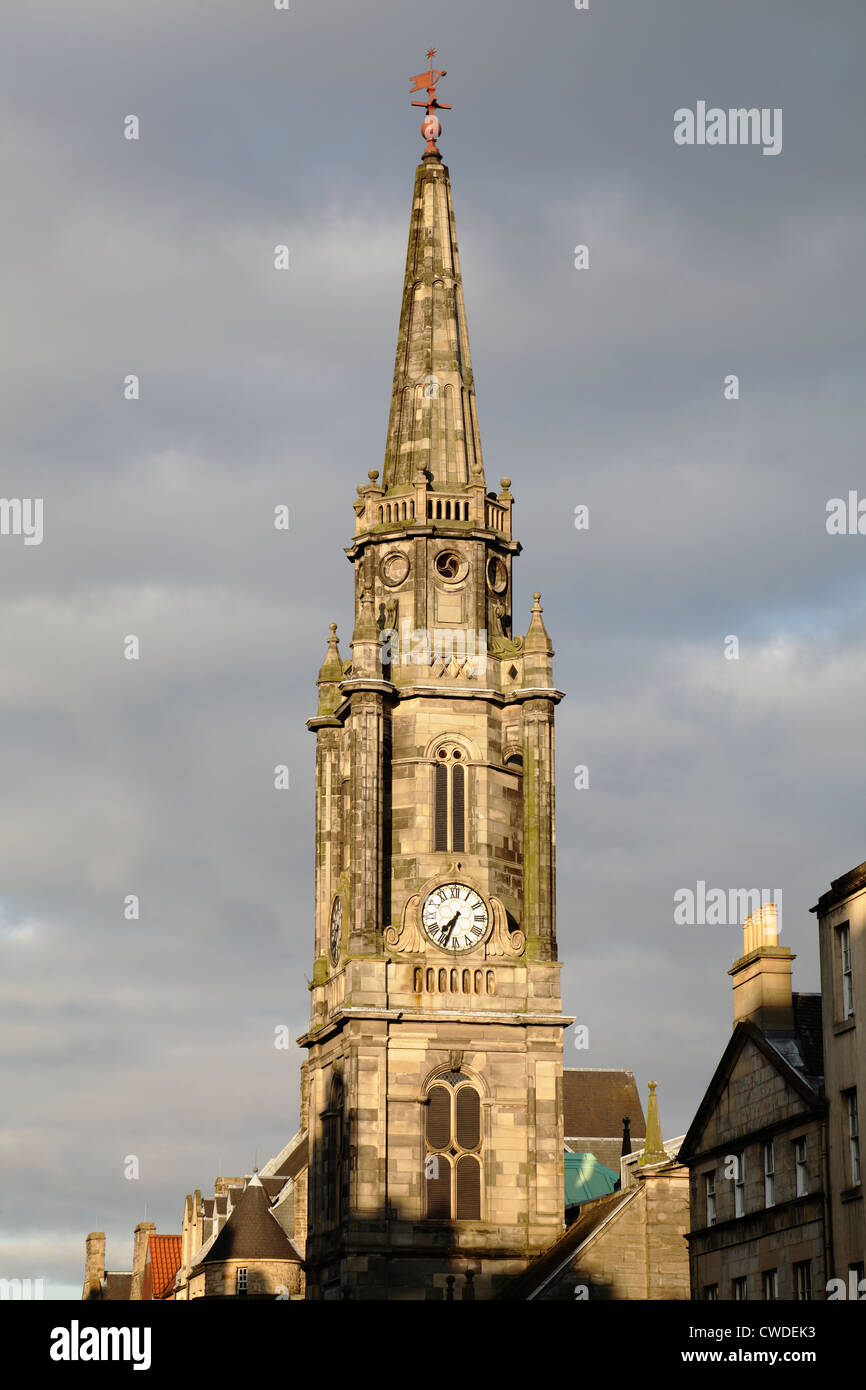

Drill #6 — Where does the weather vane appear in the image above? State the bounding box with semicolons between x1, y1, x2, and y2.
410;47;451;154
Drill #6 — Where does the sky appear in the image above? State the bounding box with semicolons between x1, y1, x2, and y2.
1;0;864;1298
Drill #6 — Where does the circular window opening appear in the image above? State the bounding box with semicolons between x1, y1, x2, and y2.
434;550;466;582
487;557;508;593
381;551;410;587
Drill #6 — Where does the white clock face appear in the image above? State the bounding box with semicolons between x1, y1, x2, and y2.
421;883;489;952
330;896;342;964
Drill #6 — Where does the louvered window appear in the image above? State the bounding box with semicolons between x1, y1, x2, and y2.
456;1156;481;1220
451;764;465;852
432;746;468;852
426;1086;451;1150
322;1077;343;1230
456;1086;480;1149
424;1078;483;1221
426;1156;452;1219
434;762;448;851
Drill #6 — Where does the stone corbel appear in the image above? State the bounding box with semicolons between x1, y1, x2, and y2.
384;893;422;953
486;896;526;957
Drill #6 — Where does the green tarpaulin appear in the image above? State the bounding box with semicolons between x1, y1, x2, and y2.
564;1152;619;1207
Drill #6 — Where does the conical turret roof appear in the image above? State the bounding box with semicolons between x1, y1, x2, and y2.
200;1176;300;1265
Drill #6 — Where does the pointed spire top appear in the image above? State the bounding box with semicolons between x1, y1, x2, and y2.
410;47;451;156
525;592;554;655
638;1080;668;1166
317;623;343;685
381;72;485;493
315;623;344;716
350;588;382;677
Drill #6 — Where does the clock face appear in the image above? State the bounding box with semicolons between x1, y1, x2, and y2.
421;883;489;953
329;896;342;964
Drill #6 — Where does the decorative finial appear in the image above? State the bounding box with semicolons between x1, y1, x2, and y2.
639;1080;668;1167
410;48;451;155
368;469;379;482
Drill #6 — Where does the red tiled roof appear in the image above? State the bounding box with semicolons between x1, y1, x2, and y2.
147;1234;182;1300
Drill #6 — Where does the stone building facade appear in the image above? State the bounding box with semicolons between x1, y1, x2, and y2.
497;1087;689;1300
812;859;866;1291
680;906;828;1300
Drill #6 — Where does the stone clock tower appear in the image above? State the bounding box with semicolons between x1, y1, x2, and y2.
300;59;570;1300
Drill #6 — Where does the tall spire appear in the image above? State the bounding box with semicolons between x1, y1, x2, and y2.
382;54;485;492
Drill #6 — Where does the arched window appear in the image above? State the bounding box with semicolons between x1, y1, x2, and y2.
322;1075;343;1229
433;745;467;853
424;1076;482;1221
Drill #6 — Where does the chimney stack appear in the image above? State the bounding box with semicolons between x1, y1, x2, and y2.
82;1231;105;1300
130;1220;155;1301
729;902;795;1031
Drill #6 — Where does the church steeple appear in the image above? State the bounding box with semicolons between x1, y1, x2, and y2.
382;61;484;492
300;57;570;1300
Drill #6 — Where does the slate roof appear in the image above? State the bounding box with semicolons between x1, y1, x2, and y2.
259;1176;286;1201
200;1177;301;1265
147;1234;182;1300
101;1272;133;1300
769;991;824;1083
810;858;866;914
563;1069;646;1141
269;1133;309;1183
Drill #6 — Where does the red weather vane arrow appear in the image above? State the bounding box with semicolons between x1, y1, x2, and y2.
410;47;451;154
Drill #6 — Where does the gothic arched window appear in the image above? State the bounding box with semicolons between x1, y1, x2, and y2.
433;745;466;853
322;1075;343;1229
424;1076;482;1221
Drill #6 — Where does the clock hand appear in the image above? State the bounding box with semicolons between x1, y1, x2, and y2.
440;911;460;945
